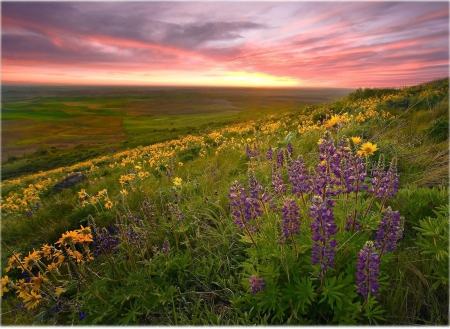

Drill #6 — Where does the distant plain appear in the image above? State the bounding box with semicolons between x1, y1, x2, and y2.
1;85;352;179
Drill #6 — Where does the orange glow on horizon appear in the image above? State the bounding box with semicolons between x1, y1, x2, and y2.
1;64;303;88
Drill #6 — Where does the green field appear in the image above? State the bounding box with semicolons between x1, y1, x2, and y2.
1;85;351;179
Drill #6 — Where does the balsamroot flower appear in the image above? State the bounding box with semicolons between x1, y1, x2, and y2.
281;198;300;238
356;241;380;300
358;142;378;157
351;136;362;145
173;177;183;187
249;275;266;294
375;207;403;255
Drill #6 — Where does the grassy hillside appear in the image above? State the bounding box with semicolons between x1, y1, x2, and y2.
1;79;448;325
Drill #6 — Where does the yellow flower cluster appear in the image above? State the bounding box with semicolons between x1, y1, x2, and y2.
260;121;283;134
323;113;349;129
2;226;93;310
1;178;52;215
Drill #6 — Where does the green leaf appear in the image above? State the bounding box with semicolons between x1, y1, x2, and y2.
282;277;317;314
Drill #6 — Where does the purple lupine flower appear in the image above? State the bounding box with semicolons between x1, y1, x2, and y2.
246;144;260;159
286;142;294;158
229;181;262;228
313;133;341;198
92;225;120;259
168;202;184;222
126;227;143;246
375;207;403;254
249;275;266;294
162;238;170;253
248;171;263;199
330;137;349;179
271;166;286;195
383;160;400;199
345;214;361;232
266;147;274;161
368;157;385;198
246;145;253;159
288;155;311;197
78;311;87;321
369;158;399;200
281;198;300;238
252;144;260;159
309;195;338;278
276;150;284;168
342;150;367;194
356;241;381;300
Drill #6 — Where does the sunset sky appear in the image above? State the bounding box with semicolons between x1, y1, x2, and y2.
2;1;449;88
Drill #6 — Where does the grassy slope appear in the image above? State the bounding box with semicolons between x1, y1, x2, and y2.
1;79;448;325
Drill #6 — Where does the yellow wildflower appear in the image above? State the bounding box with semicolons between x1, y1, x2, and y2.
56;255;65;266
105;200;113;209
351;136;362;145
56;231;79;246
324;114;341;128
47;262;58;272
23;290;42;310
15;279;29;298
5;253;22;272
78;189;86;199
30;272;47;292
359;142;378;156
41;244;53;260
55;287;66;297
173;177;183;186
22;250;41;271
1;276;9;297
178;162;183;167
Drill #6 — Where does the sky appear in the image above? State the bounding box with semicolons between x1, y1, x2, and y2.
1;1;449;88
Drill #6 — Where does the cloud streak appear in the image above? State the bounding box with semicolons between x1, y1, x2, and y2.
1;1;448;87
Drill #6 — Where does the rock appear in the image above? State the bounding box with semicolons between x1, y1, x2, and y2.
53;172;86;191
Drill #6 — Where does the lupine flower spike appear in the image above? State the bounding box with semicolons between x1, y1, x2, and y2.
375;207;403;256
356;241;380;301
309;195;338;280
249;275;266;294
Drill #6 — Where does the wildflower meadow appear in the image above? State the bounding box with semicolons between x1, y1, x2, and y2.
1;79;448;325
